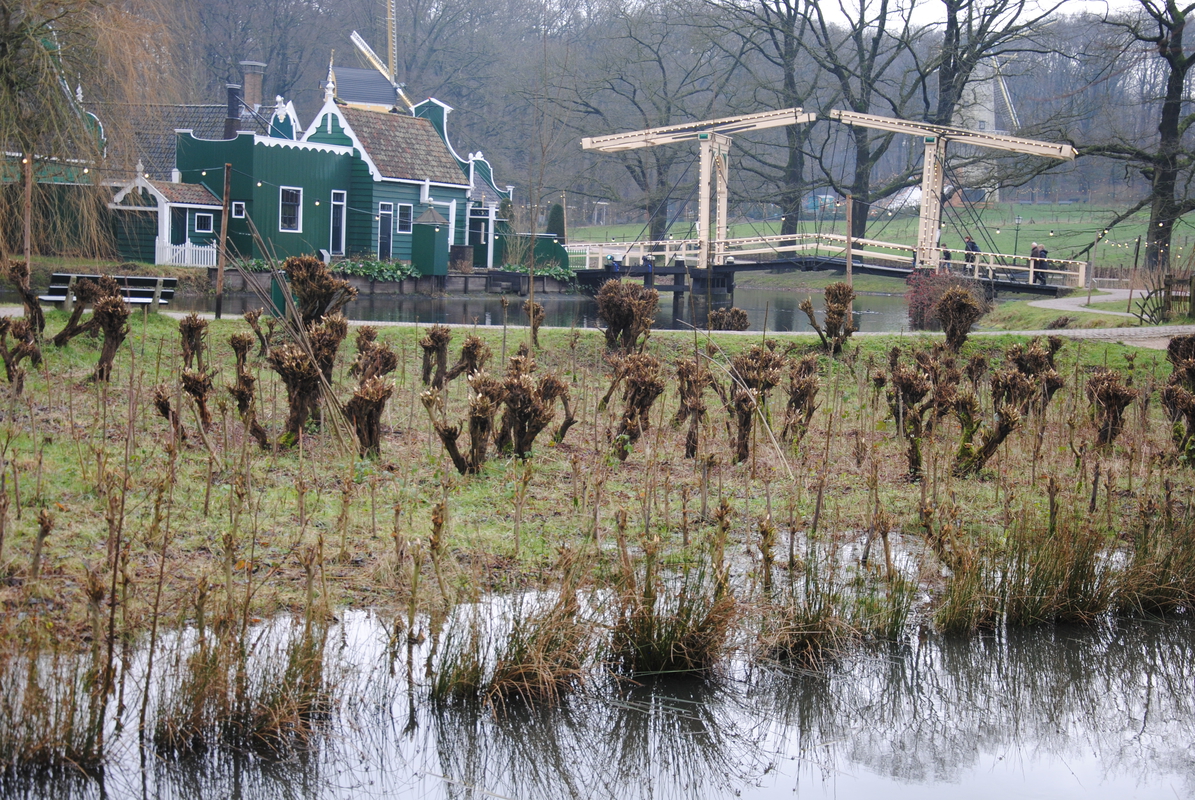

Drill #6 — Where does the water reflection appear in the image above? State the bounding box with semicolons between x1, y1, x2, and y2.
8;616;1191;799
170;288;910;333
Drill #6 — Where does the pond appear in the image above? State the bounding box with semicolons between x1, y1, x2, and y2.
9;614;1192;799
170;287;912;333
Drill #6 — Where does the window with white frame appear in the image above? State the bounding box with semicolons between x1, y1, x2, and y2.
231;201;245;219
279;187;302;232
194;213;214;234
397;203;413;234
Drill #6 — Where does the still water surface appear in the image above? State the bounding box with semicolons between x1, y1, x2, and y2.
13;614;1193;800
172;288;911;333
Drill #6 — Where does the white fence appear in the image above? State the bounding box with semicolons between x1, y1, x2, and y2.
156;240;218;268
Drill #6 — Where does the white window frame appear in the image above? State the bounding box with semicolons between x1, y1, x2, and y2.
231;201;245;219
396;203;414;234
194;212;214;234
330;191;346;255
279;186;303;233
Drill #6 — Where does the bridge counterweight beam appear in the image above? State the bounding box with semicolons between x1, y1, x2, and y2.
916;136;946;270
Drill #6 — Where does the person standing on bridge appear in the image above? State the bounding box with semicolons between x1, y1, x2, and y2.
964;235;979;268
1033;242;1049;284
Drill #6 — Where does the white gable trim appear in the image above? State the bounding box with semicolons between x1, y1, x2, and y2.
301;99;385;182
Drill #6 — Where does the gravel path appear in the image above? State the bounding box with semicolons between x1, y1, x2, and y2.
1027;288;1136;317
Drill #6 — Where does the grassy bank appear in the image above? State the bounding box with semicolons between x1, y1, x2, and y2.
1;292;1194;770
979;296;1136;331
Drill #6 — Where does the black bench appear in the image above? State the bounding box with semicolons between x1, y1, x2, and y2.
38;274;178;313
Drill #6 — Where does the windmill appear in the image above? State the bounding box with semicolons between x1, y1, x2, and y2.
349;1;415;112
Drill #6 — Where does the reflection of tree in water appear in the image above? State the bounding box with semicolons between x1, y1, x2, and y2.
746;621;1195;792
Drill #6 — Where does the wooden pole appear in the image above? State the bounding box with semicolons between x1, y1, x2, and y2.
215;162;232;320
1126;235;1141;313
844;193;853;315
23;155;32;266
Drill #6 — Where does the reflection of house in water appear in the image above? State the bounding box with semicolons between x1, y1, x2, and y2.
108;59;512;270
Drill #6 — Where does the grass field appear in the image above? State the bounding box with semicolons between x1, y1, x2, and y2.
1;261;1193;770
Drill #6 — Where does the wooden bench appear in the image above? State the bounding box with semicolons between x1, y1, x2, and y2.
38;274;178;313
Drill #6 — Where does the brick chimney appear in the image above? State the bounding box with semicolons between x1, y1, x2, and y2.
224;84;242;139
239;61;266;110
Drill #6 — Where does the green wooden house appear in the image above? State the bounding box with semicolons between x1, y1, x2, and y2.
110;72;513;269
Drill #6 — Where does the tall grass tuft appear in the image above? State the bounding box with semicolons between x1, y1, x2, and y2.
607;521;734;677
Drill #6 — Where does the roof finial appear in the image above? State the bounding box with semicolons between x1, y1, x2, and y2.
324;52;336;103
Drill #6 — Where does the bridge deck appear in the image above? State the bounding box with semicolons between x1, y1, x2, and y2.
575;256;1067;297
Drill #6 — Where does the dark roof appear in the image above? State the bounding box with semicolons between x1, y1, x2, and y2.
340;106;467;185
148;180;221;206
90;103;268;180
333;67;398;108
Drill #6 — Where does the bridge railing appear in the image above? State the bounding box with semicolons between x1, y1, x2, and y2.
564;239;699;270
566;234;1088;287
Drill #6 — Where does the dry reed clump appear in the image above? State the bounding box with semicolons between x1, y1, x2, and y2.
179;313;208;371
419;324;453;389
935;511;1113;630
713;343;786;464
90;296;129;382
935;286;987;353
611;353;665;461
523;300;545;348
1086;368;1139;449
227;333;268;449
430;610;486;706
1116;493;1195;616
154;626;332;756
595;280;659;351
486;575;593;708
607;519;735;677
0;631;106;774
799;282;856;355
1161;334;1195;465
672;358;711;459
283;254;357;326
708;307;749;331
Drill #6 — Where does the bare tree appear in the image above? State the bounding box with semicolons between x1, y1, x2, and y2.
1077;1;1195;269
553;0;746;241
